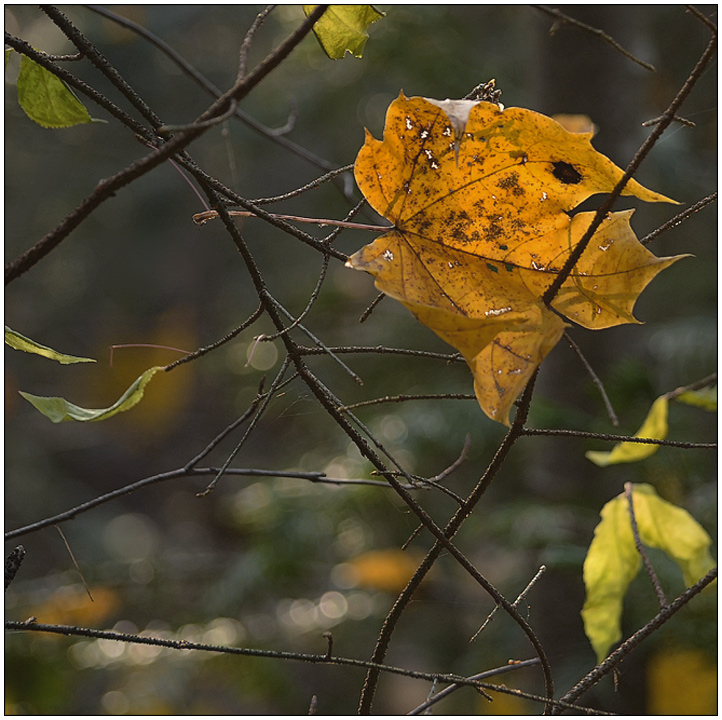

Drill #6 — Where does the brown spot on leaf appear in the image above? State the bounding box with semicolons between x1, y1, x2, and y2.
551;161;583;184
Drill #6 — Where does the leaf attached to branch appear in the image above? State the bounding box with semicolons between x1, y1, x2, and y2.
16;55;95;128
304;5;384;59
586;396;668;466
347;93;688;424
19;366;163;423
582;483;716;662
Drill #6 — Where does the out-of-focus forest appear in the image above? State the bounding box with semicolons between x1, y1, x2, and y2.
5;5;716;715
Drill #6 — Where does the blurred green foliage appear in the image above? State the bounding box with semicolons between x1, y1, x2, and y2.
5;5;716;715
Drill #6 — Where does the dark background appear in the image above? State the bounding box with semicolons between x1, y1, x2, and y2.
5;5;717;714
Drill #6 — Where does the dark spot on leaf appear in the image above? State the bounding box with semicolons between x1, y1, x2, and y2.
551;161;583;184
483;220;504;242
499;244;508;251
486;263;499;273
504;263;514;273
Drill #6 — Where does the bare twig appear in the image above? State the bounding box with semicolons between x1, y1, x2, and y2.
533;5;656;70
250;164;354;204
565;332;618;426
296;345;464;362
641;192;717;245
641;113;695;128
623;484;667;608
665;372;717;402
198;357;292;495
339;393;476;412
164;305;265;372
521;427;716;449
407;659;540;715
5;466;426;542
238;5;276;80
359;293;386;323
470;565;547;643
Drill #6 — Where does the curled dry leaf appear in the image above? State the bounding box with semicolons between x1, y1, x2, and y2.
347;93;689;424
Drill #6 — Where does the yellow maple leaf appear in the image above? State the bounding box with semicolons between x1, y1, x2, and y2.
347;93;688;424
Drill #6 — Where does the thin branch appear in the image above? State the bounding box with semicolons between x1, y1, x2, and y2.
553;566;718;713
339;393;476;412
521;427;716;449
238;5;275;80
641;191;717;245
185;377;268;469
297;345;464;362
159;98;239;133
665;372;717;402
565;333;618;426
641;113;696;128
3;619;600;713
407;659;541;715
198;357;292;496
623;483;667;608
249;164;354;204
164;305;264;372
5;465;426;542
532;5;655;71
359;293;386;323
470;565;547;643
260;255;330;341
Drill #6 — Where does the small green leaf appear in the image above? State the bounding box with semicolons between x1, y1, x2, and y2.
586;396;668;466
304;5;384;59
5;326;96;364
676;386;717;412
17;54;93;128
581;492;640;662
19;366;163;422
582;484;716;662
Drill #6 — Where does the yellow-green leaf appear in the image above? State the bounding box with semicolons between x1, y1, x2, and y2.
582;484;716;662
676;386;717;412
304;5;384;59
5;326;96;364
17;55;93;128
586;396;668;466
629;483;716;588
19;366;163;422
581;491;640;662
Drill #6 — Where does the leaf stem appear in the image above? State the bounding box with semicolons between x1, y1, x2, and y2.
192;209;390;232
